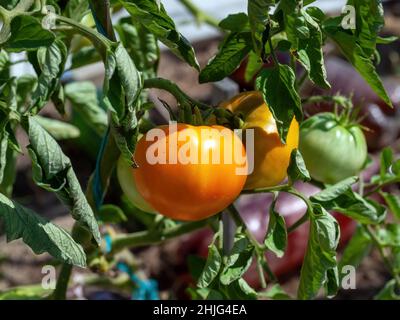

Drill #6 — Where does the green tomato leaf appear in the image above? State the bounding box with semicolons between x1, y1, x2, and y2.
34;116;80;140
316;190;386;224
103;44;142;166
381;192;400;220
298;204;340;300
248;0;274;54
219;13;250;32
244;50;263;82
0;0;19;10
16;75;36;110
65;81;107;136
0;130;8;184
375;280;400;300
339;226;372;272
311;176;358;202
0;193;86;267
325;267;339;298
199;32;253;83
256;64;302;143
187;255;207;282
296;9;330;89
264;200;287;258
4;15;55;51
30;39;67;112
324;23;392;107
305;6;326;23
220;231;255;285
118;0;199;70
23;117;101;245
376;36;399;45
114;43;142;112
97;204;127;223
0;50;10;79
198;244;222;288
287;149;311;183
65;0;90;22
258;284;292;300
70;47;101;70
223;278;257;300
347;0;384;56
0;120;17;197
380;147;394;179
376;224;400;248
115;18;159;77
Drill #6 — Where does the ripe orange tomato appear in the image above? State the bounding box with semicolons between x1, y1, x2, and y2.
220;91;299;190
133;123;247;221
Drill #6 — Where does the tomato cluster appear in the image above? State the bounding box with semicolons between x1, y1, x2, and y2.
119;90;368;219
118;91;301;221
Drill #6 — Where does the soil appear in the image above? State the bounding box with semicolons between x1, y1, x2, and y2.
0;39;392;300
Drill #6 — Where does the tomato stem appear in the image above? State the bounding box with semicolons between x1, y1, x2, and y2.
241;183;290;194
178;0;220;29
55;14;113;56
287;212;308;233
52;264;72;300
227;204;275;284
109;219;211;254
267;36;279;66
363;225;400;287
144;78;210;111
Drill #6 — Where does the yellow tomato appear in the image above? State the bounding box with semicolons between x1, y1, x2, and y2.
220;91;299;190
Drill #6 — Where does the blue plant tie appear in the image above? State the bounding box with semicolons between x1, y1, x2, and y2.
88;2;112;211
92;126;110;211
116;262;160;300
104;233;113;254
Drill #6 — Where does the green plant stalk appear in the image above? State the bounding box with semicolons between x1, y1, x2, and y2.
241;183;290;194
301;95;353;110
227;204;271;285
0;0;35;19
110;218;211;254
243;185;313;233
52;264;72;300
144;78;210;111
55;14;112;57
81;273;132;292
363;225;400;286
267;36;279;66
364;178;400;197
296;70;308;90
53;2;118;300
287;212;309;233
178;0;220;29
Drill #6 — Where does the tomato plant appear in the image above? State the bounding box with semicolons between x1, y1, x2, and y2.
0;0;399;302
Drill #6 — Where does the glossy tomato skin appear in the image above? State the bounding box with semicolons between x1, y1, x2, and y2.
220;91;299;190
134;124;247;221
299;113;367;184
116;156;156;213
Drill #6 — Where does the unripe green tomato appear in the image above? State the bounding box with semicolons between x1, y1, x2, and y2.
116;156;156;213
299;113;367;184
